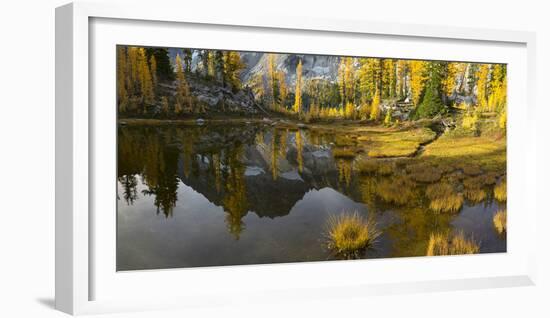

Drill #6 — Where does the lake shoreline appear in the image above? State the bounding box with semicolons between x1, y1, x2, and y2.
118;116;370;127
117;116;435;133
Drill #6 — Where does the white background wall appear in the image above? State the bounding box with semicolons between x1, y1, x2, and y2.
0;0;548;317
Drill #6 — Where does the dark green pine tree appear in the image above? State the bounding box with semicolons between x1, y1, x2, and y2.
183;49;193;73
466;63;479;94
145;48;174;81
214;50;225;86
414;62;446;119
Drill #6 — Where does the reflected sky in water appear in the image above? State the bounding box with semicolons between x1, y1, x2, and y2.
117;123;506;270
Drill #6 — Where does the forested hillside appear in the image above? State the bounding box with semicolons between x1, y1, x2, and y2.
116;46;506;131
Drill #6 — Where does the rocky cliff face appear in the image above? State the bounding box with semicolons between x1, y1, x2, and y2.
165;48;342;114
168;48;340;88
240;52;340;85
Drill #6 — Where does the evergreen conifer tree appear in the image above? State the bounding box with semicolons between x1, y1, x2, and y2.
415;62;446;118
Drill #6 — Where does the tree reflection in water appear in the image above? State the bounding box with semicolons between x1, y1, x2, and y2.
117;123;506;260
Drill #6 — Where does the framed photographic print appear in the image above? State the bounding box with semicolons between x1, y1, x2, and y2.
56;1;537;315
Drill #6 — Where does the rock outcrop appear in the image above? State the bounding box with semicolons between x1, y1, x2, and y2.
159;76;263;115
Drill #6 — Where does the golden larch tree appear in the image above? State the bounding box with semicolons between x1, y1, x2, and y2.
267;54;277;109
382;59;396;98
138;48;154;108
358;58;381;104
409;60;428;106
117;47;129;112
277;71;288;107
296;130;304;173
488;64;507;112
293;59;303;114
369;89;381;121
223;51;245;91
476;64;489;110
444;62;458;97
175;54;193;113
338;57;355;105
149;54;157;89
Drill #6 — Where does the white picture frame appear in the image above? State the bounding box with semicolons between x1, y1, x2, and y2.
55;1;537;315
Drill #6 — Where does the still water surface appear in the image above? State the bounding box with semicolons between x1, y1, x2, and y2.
117;122;506;270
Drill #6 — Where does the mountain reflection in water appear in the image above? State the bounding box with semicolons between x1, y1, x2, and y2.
117;123;506;270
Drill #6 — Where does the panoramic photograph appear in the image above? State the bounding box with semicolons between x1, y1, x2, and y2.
116;45;507;270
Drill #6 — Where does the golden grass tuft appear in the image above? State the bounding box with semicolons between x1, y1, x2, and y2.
429;196;464;213
493;209;507;234
463;187;487;203
426;233;450;256
326;211;381;257
425;183;464;213
494;180;507;202
449;232;481;255
426;232;480;256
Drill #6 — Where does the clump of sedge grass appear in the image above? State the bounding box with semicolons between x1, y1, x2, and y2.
426;233;450;256
425;183;464;213
326;211;381;258
462;176;488;203
426;232;480;256
463;187;487;203
493;209;507;234
494;180;507;202
429;196;464;214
